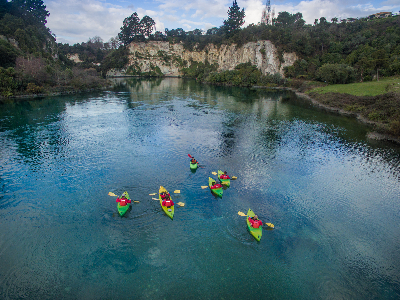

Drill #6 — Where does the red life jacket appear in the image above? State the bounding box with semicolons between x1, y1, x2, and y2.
211;184;221;189
249;218;262;228
162;200;174;207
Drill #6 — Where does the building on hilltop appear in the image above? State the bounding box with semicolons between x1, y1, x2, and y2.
368;12;392;19
261;0;274;25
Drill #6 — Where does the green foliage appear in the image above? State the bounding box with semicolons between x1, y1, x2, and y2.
118;13;155;45
181;60;218;81
0;66;18;96
223;0;245;34
100;47;129;75
26;82;43;94
0;39;20;67
205;62;285;87
315;63;356;84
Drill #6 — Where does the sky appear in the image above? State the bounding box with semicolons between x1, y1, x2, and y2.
45;0;400;45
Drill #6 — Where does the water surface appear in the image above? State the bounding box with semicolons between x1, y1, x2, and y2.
0;78;399;299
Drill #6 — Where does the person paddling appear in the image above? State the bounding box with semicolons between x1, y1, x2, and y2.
116;195;131;206
190;157;198;165
248;215;263;228
160;191;171;200
162;195;174;212
220;171;230;180
210;182;223;189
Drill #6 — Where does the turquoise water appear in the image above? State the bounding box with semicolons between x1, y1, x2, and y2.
0;78;399;299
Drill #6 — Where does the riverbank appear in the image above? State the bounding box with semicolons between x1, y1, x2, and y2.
287;77;400;144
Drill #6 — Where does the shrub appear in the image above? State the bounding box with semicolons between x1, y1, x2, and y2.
315;63;356;84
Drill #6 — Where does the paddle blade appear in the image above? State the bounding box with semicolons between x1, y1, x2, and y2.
174;190;180;194
149;193;156;196
152;198;159;201
201;186;208;189
188;154;192;158
133;200;140;203
231;176;237;180
176;202;185;207
265;223;274;228
108;192;117;197
212;172;217;175
238;211;247;217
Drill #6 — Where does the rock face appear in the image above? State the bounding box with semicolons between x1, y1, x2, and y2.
67;53;83;63
107;40;297;77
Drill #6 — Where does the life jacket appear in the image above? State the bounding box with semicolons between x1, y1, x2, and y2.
249;218;262;228
160;193;170;199
162;200;174;207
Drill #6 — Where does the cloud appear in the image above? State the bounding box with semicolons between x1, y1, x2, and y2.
242;0;265;25
47;0;129;44
269;0;400;24
45;0;400;44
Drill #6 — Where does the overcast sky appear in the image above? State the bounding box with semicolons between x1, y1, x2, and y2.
45;0;400;45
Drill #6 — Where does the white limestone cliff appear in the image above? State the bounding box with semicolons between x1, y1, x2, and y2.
107;40;297;77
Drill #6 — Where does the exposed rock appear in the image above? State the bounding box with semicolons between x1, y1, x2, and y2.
107;41;297;77
67;53;83;63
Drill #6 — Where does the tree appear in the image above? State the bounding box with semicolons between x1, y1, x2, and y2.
275;12;305;27
87;36;104;50
206;27;220;35
223;0;245;34
11;0;50;25
118;12;141;45
371;49;388;81
107;36;121;49
140;15;155;37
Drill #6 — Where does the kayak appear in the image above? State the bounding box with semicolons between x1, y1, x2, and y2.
218;170;230;187
246;208;262;241
190;161;198;170
117;191;131;217
159;186;174;219
209;177;223;198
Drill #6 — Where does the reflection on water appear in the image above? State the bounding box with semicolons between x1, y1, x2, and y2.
0;78;399;299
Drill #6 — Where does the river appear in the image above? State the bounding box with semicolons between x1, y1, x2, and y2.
0;78;399;299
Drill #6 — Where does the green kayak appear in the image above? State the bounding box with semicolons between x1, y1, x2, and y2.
218;170;231;187
209;177;223;198
117;191;131;217
190;162;198;170
159;186;174;219
246;208;262;241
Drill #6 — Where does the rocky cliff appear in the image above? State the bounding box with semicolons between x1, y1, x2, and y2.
107;41;297;78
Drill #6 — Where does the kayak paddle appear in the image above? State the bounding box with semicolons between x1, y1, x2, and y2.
189;154;204;167
108;192;139;203
152;198;185;206
150;190;180;195
212;172;237;180
237;211;274;228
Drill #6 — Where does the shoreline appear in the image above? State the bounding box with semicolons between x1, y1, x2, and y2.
291;90;400;145
1;80;399;145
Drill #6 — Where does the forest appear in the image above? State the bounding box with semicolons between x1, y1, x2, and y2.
0;0;400;97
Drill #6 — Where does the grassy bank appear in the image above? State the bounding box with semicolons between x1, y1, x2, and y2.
308;76;400;96
304;76;400;139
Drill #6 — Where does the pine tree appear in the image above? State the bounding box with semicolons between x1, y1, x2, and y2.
223;0;245;34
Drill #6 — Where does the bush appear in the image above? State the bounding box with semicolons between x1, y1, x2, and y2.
0;66;18;96
315;63;356;84
26;82;43;94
